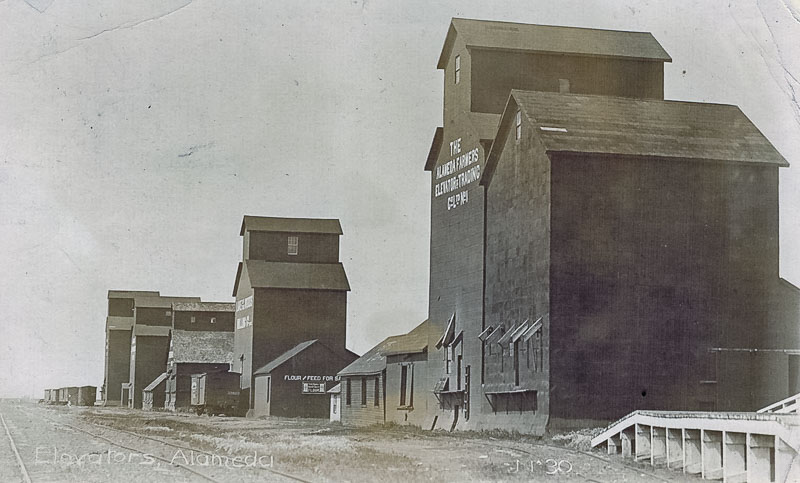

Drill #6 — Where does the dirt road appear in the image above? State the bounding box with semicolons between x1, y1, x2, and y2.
0;400;693;482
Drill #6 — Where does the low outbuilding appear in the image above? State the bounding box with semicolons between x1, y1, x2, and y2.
251;340;357;418
338;320;430;427
143;373;167;411
165;329;234;411
328;383;341;422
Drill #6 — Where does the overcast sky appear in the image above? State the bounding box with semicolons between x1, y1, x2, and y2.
1;0;799;398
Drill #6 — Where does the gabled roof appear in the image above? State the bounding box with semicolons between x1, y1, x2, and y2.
482;90;789;187
437;18;672;69
234;260;350;296
424;127;444;172
239;215;342;236
172;302;235;312
253;340;317;375
339;320;430;376
143;372;168;392
171;330;234;364
328;383;341;394
385;319;433;356
434;314;455;349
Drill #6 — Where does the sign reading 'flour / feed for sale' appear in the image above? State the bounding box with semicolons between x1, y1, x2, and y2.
434;137;481;211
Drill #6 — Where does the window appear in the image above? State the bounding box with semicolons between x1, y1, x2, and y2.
374;377;380;407
526;339;531;369
361;378;367;406
165;310;172;317
400;365;408;406
454;55;461;84
210;317;216;324
346;378;352;406
515;109;522;141
190;316;196;324
287;236;298;255
457;355;463;390
535;332;543;372
265;376;270;403
446;345;453;374
400;364;413;407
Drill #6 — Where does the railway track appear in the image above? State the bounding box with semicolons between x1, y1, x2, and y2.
1;413;32;483
8;404;313;483
4;405;221;482
6;402;684;482
72;416;313;483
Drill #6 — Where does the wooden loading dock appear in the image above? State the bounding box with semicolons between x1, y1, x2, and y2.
591;404;800;482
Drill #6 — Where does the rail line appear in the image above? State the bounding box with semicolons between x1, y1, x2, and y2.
36;407;313;483
21;403;674;482
83;420;314;483
14;404;222;483
0;412;33;483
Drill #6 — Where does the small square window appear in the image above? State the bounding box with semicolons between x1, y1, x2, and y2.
165;310;172;317
190;316;196;324
288;236;299;256
210;317;216;324
515;109;522;141
454;55;461;84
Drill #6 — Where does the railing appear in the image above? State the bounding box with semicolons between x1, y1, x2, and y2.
756;392;800;414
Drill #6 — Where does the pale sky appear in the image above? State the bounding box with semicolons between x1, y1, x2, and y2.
1;0;799;398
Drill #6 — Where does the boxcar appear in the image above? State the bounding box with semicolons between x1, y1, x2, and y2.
77;386;97;406
59;387;79;405
190;372;240;416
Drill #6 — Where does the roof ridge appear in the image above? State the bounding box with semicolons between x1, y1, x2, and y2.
452;17;657;36
511;89;740;109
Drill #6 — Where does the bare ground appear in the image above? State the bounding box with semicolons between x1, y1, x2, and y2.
65;405;696;482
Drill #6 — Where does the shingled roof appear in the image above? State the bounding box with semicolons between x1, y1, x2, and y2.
232;260;350;296
438;18;672;69
339;320;430;376
253;340;317;375
171;330;234;364
483;90;789;186
239;215;343;235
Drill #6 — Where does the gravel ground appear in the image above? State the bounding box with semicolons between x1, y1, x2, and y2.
1;400;698;482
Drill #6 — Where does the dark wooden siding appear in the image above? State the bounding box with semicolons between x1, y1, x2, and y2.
247;232;339;263
105;329;131;404
483;113;550;433
130;335;170;409
470;50;664;114
173;311;234;331
548;154;779;420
